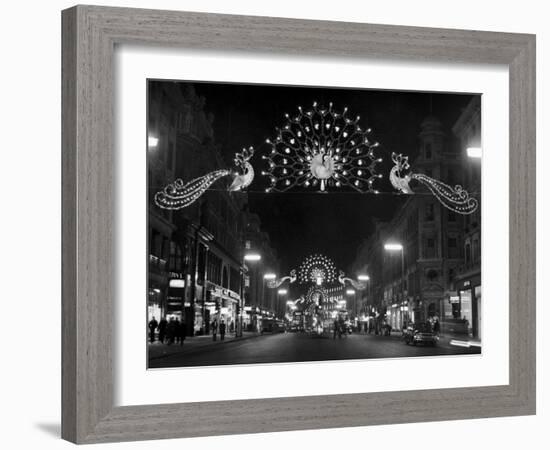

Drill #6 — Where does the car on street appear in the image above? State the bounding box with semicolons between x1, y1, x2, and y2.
403;323;437;346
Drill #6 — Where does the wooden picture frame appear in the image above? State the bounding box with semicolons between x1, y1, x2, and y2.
62;5;536;444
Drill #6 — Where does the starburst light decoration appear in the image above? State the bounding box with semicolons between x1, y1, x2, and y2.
389;152;479;214
262;102;383;193
298;254;337;285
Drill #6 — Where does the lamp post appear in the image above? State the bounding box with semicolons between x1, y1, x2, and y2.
278;288;288;319
357;274;370;328
264;273;277;317
238;252;261;337
346;289;356;325
384;242;405;330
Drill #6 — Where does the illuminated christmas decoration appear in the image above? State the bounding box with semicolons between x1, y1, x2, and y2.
389;152;479;214
154;147;255;209
338;270;367;290
262;102;383;193
228;146;255;191
298;254;337;285
305;286;336;306
266;270;297;289
154;169;231;210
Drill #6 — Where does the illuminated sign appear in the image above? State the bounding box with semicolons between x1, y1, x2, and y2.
169;279;185;288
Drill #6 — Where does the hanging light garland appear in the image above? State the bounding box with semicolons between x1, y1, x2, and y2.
153;103;479;216
261;101;383;193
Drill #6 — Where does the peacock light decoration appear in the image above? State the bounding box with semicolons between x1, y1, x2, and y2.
389;152;479;214
297;254;337;285
154;146;255;209
262;102;383;193
338;270;367;291
266;269;297;289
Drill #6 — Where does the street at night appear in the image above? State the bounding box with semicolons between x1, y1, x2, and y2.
147;80;483;368
148;332;481;368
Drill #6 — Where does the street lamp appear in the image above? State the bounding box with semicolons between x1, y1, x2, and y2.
384;241;405;330
244;253;262;261
346;289;357;321
263;273;276;280
148;136;159;148
238;251;262;337
466;147;482;158
357;274;370;281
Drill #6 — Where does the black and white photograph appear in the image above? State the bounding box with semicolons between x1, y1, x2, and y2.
146;80;482;369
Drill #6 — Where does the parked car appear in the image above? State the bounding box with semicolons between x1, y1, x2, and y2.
403;323;436;346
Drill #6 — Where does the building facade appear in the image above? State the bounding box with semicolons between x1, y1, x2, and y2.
451;96;482;339
350;106;481;338
243;212;281;330
147;82;249;336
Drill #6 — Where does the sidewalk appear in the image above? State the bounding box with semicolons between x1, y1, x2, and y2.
148;331;264;360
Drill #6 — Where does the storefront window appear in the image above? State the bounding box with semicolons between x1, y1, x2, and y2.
459;289;473;330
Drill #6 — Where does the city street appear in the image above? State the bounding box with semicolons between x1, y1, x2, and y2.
148;332;481;368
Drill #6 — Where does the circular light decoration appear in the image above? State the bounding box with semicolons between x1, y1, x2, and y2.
298;254;337;285
262;102;383;193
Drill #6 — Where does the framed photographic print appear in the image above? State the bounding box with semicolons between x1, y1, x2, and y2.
62;5;536;444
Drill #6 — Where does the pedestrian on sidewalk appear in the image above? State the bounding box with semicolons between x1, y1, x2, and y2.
220;320;226;341
174;318;181;344
148;316;158;343
158;317;167;343
433;316;440;339
211;319;218;341
178;320;186;346
167;317;177;345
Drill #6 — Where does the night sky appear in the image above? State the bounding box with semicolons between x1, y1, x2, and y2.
173;81;475;274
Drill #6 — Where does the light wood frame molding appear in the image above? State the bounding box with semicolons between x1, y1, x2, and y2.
62;5;536;444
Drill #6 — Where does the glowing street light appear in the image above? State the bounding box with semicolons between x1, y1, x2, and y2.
148;136;159;148
263;273;276;280
357;274;370;281
384;243;403;251
286;300;294;305
244;253;262;261
278;289;288;295
384;241;406;328
346;289;356;295
467;147;482;158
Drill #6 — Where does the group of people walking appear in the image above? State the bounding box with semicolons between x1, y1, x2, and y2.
210;319;226;341
148;316;186;346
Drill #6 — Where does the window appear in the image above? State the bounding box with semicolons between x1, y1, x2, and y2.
448;210;456;222
448;237;459;258
425;142;432;159
465;243;472;264
425;203;435;221
473;238;480;263
425;237;437;258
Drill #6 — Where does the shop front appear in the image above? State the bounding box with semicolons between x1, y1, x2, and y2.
207;283;241;334
454;276;481;339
